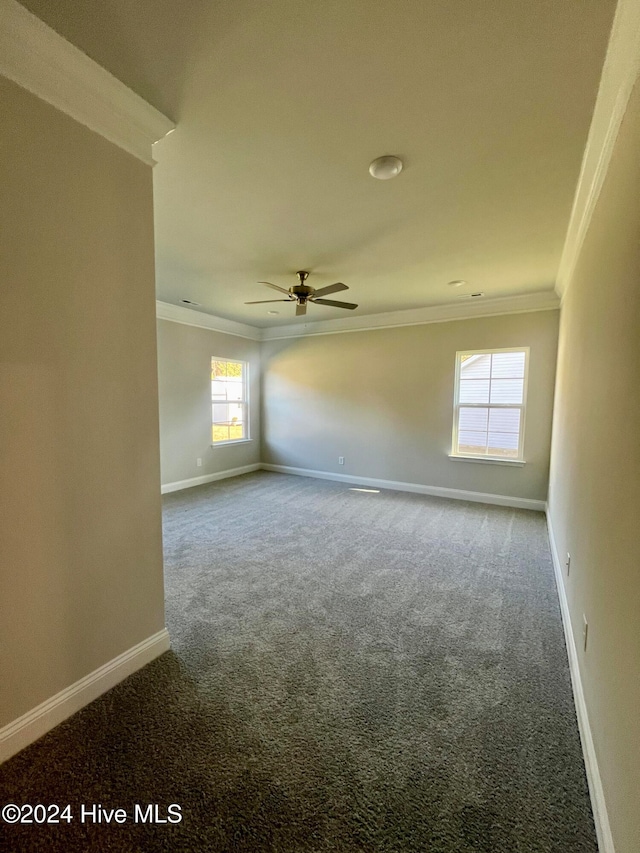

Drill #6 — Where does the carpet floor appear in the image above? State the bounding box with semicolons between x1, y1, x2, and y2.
0;472;596;852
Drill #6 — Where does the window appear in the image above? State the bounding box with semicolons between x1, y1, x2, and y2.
451;348;528;461
211;358;249;444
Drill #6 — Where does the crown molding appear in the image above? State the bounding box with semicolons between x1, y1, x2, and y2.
156;301;262;341
0;0;175;165
259;291;560;341
556;0;640;299
157;292;559;342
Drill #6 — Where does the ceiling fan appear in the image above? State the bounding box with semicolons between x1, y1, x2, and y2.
245;271;358;316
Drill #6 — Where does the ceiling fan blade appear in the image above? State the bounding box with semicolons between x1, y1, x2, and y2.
244;299;292;304
296;302;307;316
311;298;358;310
259;281;291;295
312;282;348;298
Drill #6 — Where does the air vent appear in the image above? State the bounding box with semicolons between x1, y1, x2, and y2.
181;299;201;306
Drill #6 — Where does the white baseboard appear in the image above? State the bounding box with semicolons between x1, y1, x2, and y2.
162;461;544;510
0;628;170;765
546;508;614;853
161;463;261;494
261;464;545;511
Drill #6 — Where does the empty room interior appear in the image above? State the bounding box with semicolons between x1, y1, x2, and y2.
1;1;639;851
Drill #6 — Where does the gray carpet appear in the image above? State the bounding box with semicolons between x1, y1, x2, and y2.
0;471;596;851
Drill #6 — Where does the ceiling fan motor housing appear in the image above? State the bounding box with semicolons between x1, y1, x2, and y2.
291;272;312;302
292;288;312;301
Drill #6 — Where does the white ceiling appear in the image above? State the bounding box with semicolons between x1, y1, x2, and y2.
24;0;616;327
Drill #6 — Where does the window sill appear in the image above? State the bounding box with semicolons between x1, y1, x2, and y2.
448;454;525;467
211;439;253;448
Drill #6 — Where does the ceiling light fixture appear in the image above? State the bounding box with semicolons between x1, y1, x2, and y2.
447;280;466;288
369;155;403;180
267;310;279;315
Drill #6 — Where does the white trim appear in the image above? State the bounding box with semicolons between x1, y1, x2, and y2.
556;0;640;299
261;292;560;340
0;629;170;765
261;464;545;511
161;463;261;494
448;455;525;467
157;294;558;342
156;301;261;341
0;0;175;166
546;508;615;853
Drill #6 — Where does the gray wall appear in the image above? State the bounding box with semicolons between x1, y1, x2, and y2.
261;310;559;501
0;79;165;728
548;80;640;853
156;319;260;486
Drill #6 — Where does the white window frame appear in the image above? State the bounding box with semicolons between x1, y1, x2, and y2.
211;357;251;447
450;347;529;465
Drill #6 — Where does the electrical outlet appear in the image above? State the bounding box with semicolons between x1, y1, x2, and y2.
338;456;345;465
566;553;571;576
196;458;202;467
583;615;589;652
